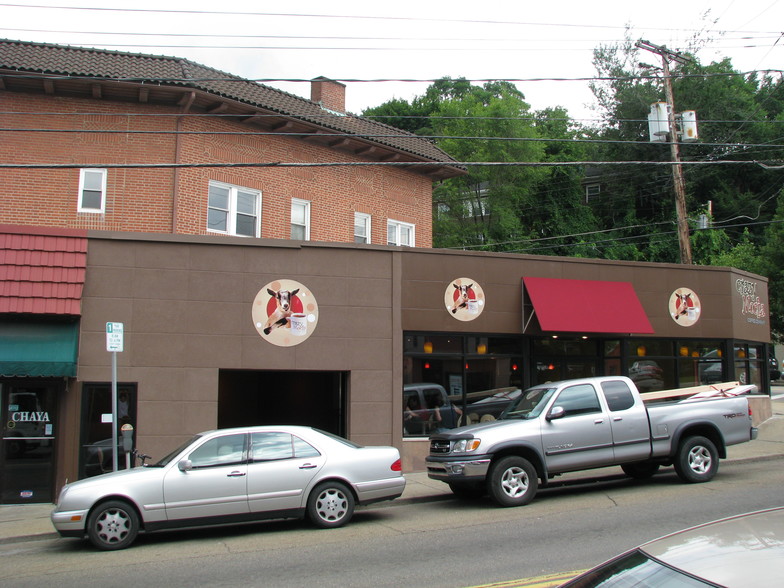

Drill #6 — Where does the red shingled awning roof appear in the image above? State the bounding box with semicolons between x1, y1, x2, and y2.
0;225;88;316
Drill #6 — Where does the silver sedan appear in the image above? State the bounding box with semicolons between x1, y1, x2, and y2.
51;426;405;550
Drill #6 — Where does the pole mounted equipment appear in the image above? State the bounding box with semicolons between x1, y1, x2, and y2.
636;39;693;265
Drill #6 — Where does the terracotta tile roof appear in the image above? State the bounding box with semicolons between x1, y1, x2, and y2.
0;225;87;316
0;39;464;175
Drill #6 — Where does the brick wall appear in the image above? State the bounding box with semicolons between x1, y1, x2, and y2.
1;92;433;246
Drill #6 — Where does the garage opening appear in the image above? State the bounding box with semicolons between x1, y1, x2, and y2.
217;370;347;437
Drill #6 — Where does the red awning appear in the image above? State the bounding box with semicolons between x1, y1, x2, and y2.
523;276;654;334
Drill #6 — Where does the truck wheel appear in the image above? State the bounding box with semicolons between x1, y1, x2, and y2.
487;456;538;507
87;500;140;550
448;481;486;499
621;462;660;480
674;436;718;483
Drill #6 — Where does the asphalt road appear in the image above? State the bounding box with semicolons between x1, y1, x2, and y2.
3;458;783;588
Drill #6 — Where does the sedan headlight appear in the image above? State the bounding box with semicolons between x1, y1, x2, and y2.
452;438;481;454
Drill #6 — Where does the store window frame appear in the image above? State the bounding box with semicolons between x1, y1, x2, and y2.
403;333;524;437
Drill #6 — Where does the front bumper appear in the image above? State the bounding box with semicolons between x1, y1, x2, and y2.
425;456;491;481
50;508;88;538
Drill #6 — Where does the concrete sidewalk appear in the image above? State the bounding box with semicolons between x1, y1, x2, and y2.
3;394;783;545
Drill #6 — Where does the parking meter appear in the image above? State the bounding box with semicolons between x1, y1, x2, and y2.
121;423;134;468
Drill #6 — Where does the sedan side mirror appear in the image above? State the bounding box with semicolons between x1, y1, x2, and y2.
178;459;193;472
546;406;565;421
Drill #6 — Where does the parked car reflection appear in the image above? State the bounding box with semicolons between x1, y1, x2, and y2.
628;360;664;392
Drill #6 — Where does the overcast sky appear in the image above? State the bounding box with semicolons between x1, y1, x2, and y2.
2;1;783;121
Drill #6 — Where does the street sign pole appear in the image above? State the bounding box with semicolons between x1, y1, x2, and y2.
106;322;124;472
111;350;118;472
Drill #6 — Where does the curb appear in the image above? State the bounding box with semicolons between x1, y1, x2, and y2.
4;452;783;546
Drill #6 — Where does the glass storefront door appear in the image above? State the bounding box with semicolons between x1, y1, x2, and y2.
0;380;58;503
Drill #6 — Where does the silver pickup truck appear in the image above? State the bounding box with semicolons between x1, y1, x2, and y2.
426;376;758;507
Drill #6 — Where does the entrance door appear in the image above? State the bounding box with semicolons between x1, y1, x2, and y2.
0;380;58;503
217;370;347;437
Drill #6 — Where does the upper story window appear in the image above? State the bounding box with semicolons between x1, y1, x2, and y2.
207;181;260;237
78;168;107;213
387;219;414;246
354;212;371;244
291;198;311;240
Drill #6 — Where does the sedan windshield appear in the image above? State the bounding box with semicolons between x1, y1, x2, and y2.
151;435;203;467
564;549;715;587
499;387;556;420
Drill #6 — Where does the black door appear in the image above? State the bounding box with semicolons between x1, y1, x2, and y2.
0;380;58;503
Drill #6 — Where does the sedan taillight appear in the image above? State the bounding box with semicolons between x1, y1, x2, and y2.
390;458;402;472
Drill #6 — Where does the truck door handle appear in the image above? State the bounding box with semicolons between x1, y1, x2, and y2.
227;471;246;477
299;463;318;470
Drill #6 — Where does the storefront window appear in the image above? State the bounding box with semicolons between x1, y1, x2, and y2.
735;344;763;389
532;337;599;385
403;334;522;437
680;341;724;387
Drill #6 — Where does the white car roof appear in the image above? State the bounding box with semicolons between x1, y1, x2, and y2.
640;507;784;587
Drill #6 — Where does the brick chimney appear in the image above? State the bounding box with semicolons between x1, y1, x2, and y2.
311;76;346;113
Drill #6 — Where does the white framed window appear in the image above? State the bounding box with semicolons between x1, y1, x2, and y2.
291;198;311;240
207;181;261;237
78;168;107;213
387;219;415;247
584;183;601;203
354;212;371;244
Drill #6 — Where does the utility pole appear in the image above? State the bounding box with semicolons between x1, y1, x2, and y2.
637;40;693;265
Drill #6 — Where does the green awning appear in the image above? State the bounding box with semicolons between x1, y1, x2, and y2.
0;321;79;377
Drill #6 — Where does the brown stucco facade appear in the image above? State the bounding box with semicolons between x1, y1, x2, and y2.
2;229;774;502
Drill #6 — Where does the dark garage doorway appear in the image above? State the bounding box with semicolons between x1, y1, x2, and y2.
217;370;347;437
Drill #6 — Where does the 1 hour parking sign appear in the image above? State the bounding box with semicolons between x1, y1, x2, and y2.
106;322;124;352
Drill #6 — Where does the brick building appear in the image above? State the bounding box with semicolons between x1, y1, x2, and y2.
0;39;464;243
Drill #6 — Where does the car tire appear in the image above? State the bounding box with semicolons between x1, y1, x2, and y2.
487;456;538;507
674;435;719;483
307;481;355;528
86;500;140;550
448;481;486;499
621;461;660;480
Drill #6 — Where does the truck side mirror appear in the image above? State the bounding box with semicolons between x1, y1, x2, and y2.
546;406;565;421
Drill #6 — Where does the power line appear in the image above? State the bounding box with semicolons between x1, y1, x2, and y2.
0;160;777;170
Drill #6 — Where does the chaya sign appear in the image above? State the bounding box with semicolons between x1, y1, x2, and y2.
669;287;702;327
445;278;485;321
252;279;318;347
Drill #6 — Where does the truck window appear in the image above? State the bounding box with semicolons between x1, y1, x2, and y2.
601;380;636;412
554;384;601;417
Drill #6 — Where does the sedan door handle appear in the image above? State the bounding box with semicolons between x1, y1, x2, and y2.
227;471;246;477
594;419;604;424
299;463;318;470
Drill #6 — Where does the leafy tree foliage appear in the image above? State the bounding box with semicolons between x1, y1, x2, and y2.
361;44;784;338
